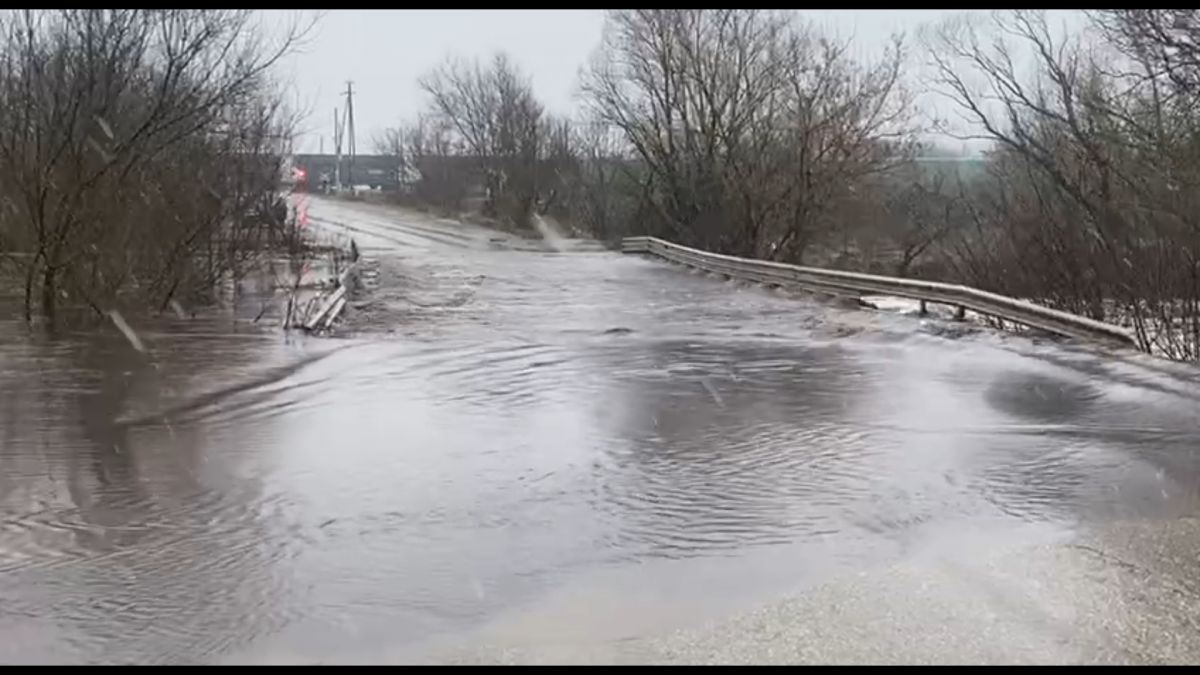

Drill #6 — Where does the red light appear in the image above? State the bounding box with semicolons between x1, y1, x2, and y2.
294;167;307;180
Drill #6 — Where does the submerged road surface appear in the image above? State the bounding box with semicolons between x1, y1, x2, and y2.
1;196;1198;664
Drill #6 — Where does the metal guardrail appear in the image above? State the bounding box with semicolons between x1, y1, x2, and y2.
621;236;1138;348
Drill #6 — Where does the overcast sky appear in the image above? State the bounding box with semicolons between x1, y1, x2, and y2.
274;9;1088;156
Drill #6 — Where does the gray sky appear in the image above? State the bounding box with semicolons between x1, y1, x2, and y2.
276;9;1088;156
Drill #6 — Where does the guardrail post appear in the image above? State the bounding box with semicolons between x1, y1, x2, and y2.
955;305;966;321
919;299;928;316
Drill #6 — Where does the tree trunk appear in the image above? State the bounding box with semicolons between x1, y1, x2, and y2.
895;250;916;278
41;265;57;325
23;259;38;323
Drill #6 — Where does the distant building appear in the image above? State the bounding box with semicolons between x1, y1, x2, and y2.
292;154;402;192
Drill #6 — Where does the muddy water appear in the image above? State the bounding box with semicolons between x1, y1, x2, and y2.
2;203;1199;664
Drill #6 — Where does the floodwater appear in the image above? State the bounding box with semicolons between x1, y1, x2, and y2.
1;197;1199;664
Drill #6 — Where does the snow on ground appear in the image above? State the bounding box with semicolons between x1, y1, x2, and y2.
861;294;1199;360
860;294;1041;340
861;295;980;323
861;295;925;315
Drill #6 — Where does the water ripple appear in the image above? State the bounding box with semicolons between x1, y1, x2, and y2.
1;206;1199;663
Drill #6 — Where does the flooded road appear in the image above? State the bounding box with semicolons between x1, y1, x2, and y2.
2;196;1199;664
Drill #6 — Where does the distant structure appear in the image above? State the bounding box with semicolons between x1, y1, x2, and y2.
912;154;989;184
292;154;401;192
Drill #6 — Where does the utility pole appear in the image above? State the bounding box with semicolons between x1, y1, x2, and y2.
333;107;343;192
344;80;356;191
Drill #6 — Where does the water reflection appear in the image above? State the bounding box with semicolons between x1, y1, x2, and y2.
0;320;299;664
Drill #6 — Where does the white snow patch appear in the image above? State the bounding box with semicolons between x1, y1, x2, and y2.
862;295;925;315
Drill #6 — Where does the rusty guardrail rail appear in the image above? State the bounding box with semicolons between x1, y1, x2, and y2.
621;236;1137;348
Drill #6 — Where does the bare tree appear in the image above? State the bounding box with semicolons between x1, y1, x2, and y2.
549;120;641;241
0;9;313;324
844;160;962;277
924;10;1200;358
1092;10;1200;94
418;53;545;227
580;9;917;262
374;113;471;212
